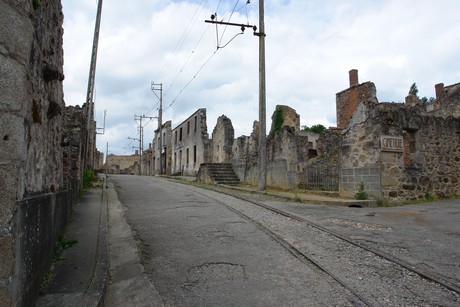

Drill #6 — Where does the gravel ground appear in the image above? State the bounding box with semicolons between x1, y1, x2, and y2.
184;184;460;306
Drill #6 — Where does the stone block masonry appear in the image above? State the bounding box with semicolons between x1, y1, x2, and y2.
340;167;381;199
0;1;73;305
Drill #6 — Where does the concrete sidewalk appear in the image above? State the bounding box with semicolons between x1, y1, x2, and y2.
36;185;109;307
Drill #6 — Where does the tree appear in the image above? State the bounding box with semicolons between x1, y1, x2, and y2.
301;124;326;133
409;83;419;97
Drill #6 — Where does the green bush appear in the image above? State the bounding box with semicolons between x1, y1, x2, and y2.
83;169;95;189
354;182;368;200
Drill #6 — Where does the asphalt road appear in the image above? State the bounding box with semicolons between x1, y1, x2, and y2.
108;175;460;306
109;175;356;306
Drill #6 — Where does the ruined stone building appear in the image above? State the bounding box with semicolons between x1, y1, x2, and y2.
166;108;210;176
107;151;140;174
151;120;172;175
153;69;459;204
334;70;460;202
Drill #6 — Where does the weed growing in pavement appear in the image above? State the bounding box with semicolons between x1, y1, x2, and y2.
39;236;78;295
376;198;396;207
39;269;52;295
293;193;301;202
54;236;78;262
354;182;368;200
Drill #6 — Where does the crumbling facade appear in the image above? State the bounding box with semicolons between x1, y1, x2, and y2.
148;67;458;203
334;70;460;202
107;152;140;174
211;115;234;163
152;120;172;175
170;108;210;176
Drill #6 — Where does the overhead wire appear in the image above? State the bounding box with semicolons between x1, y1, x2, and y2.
144;0;208;118
154;0;208;83
152;0;253;114
217;0;240;47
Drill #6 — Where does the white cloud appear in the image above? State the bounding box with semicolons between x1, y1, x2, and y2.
62;0;460;155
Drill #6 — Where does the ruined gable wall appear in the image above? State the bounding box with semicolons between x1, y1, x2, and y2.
211;115;234;163
431;83;460;118
231;121;259;184
0;1;69;305
336;82;378;129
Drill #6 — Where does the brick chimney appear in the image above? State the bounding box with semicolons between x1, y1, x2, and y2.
349;69;359;87
135;150;139;155
435;83;444;100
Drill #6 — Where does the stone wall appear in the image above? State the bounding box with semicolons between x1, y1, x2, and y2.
336;70;378;129
340;101;460;201
211;115;234;163
63;105;86;191
430;82;460;118
107;153;139;174
0;1;70;305
231;106;309;189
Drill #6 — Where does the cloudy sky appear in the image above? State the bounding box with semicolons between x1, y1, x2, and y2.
62;0;460;156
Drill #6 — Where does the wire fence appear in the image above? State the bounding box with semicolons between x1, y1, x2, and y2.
300;165;339;191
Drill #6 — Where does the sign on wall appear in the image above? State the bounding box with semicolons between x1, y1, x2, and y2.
381;135;403;152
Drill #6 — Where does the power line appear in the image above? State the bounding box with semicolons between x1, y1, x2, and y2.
154;0;209;83
154;1;254;114
164;47;221;112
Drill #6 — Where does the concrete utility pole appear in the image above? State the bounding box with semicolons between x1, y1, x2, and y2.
151;83;163;174
127;136;141;175
256;0;267;191
105;142;108;176
205;1;267;190
85;0;103;170
135;114;157;175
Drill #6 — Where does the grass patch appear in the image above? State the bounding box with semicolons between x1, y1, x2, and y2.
83;169;97;189
39;270;53;295
54;236;78;262
40;236;78;295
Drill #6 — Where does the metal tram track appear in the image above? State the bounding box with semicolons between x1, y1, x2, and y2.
181;185;372;306
175;181;460;301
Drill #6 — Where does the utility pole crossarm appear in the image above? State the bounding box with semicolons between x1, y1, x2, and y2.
205;19;257;33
